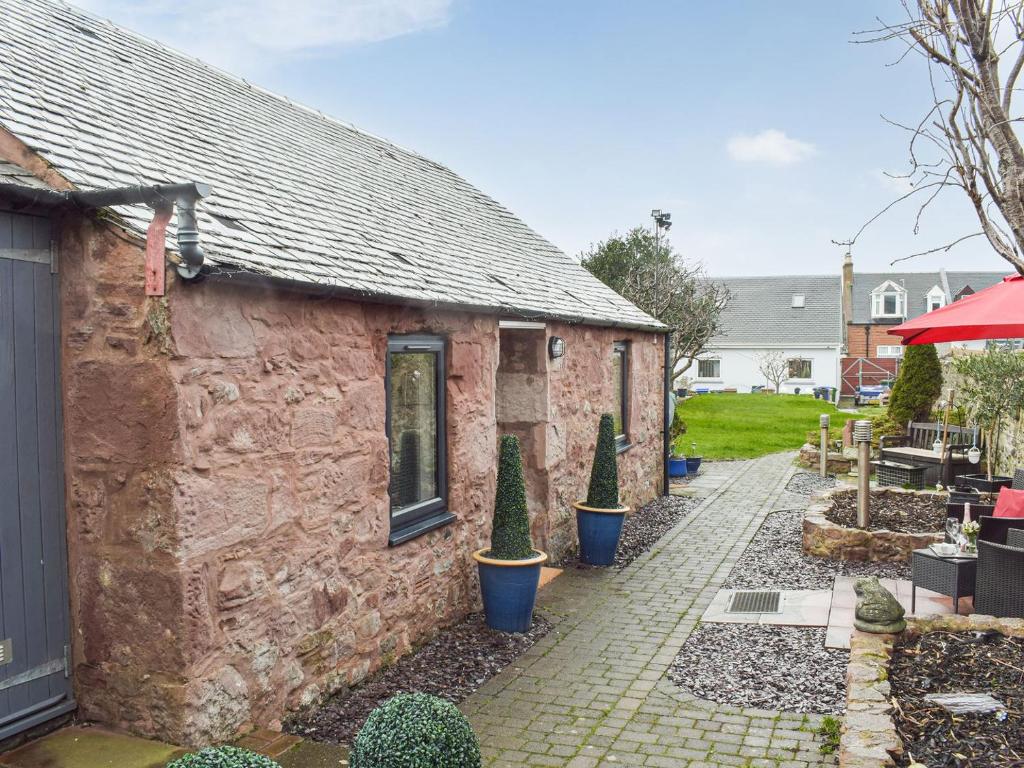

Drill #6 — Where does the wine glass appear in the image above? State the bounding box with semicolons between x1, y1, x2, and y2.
946;517;961;546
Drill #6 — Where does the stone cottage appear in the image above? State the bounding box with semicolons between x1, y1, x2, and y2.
0;0;668;747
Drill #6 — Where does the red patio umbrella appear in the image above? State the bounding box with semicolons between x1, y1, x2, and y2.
890;274;1024;344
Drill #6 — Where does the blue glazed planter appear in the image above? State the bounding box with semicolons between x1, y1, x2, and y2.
574;502;629;566
473;549;547;633
668;457;689;478
686;457;702;474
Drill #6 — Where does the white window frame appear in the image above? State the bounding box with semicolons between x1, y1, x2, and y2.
870;281;907;319
696;358;721;379
786;357;813;381
876;345;904;358
926;285;946;312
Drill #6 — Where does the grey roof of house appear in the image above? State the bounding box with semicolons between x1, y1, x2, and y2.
0;0;662;331
709;276;843;346
851;271;1008;323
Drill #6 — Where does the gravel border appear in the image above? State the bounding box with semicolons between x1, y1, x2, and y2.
286;612;550;745
557;494;696;570
669;624;848;714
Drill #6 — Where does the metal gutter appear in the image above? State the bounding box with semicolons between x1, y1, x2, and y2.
0;181;210;278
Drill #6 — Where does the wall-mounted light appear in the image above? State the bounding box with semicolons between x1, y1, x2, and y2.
548;336;566;359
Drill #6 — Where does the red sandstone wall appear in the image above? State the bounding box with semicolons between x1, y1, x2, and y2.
163;283;664;743
51;213;664;745
56;216;191;738
541;323;664;555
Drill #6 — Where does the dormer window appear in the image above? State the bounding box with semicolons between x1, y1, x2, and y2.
926;285;946;312
870;281;907;319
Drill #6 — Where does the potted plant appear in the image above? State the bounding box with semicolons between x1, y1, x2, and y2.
952;350;1024;492
472;434;547;633
573;414;630;566
685;442;702;475
668;408;688;478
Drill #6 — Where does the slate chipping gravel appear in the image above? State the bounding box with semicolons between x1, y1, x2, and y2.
287;612;550;746
670;472;909;714
669;624;848;714
558;494;696;570
725;473;911;590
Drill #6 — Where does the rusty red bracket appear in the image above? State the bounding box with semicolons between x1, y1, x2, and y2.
145;204;173;296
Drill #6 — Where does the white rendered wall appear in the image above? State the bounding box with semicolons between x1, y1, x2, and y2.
685;347;842;395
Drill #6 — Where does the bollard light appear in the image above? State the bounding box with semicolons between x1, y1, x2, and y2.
820;414;830;428
854;420;872;529
853;420;872;443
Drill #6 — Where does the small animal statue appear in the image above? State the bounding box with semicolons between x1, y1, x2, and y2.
853;576;906;633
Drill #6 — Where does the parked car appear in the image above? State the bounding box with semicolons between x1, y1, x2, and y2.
855;384;891;406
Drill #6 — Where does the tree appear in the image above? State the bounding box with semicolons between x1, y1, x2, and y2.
489;435;534;560
848;2;1024;272
757;351;788;393
581;227;730;376
888;343;944;425
953;349;1024;478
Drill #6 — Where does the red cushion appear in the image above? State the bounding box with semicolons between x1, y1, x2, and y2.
993;487;1024;518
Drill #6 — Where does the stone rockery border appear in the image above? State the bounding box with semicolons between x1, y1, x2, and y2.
803;486;942;562
841;614;1024;768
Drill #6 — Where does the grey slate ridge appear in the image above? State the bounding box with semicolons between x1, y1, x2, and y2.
0;0;663;331
851;271;1007;324
709;275;843;346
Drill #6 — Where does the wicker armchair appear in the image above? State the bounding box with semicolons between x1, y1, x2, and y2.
975;537;1024;618
978;515;1024;544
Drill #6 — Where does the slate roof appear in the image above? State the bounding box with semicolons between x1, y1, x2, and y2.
851;271;1008;324
709;276;843;347
0;159;49;190
0;0;662;331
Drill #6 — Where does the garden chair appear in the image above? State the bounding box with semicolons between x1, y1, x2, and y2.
974;530;1024;619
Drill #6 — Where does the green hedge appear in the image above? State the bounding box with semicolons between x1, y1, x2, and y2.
349;693;481;768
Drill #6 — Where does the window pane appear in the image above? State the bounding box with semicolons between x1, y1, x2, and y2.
613;347;624;436
883;294;897;314
389;351;438;510
698;359;719;378
788;359;811;379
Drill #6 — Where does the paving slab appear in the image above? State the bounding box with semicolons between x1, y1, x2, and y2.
461;453;839;766
825;576;974;649
0;726;186;768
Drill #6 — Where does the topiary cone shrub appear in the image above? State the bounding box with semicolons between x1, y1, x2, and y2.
488;434;534;560
887;344;942;426
165;746;281;768
349;692;481;768
585;413;621;509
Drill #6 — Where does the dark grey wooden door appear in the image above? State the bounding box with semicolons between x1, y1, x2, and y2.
0;209;74;739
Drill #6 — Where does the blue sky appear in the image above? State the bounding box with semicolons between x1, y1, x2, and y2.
76;0;1013;276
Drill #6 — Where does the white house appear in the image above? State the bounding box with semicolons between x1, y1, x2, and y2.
689;275;844;395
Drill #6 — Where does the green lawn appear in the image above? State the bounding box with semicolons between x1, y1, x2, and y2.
674;393;865;460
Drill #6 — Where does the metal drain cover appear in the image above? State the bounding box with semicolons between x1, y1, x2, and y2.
727;591;782;614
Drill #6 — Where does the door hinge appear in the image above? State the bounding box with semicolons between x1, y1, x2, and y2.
0;638;11;666
63;645;70;678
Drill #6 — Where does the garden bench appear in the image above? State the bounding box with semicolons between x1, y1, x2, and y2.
879;421;979;486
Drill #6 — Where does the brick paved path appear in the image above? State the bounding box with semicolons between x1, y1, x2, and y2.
461;453;839;767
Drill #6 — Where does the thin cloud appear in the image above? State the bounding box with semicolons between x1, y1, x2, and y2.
76;0;452;69
726;129;818;167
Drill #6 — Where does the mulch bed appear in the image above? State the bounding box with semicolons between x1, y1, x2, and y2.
286;612;550;745
669;623;848;714
891;631;1024;767
556;495;695;570
825;489;946;533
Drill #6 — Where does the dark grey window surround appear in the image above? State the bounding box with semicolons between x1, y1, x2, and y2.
614;340;631;453
385;335;454;545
